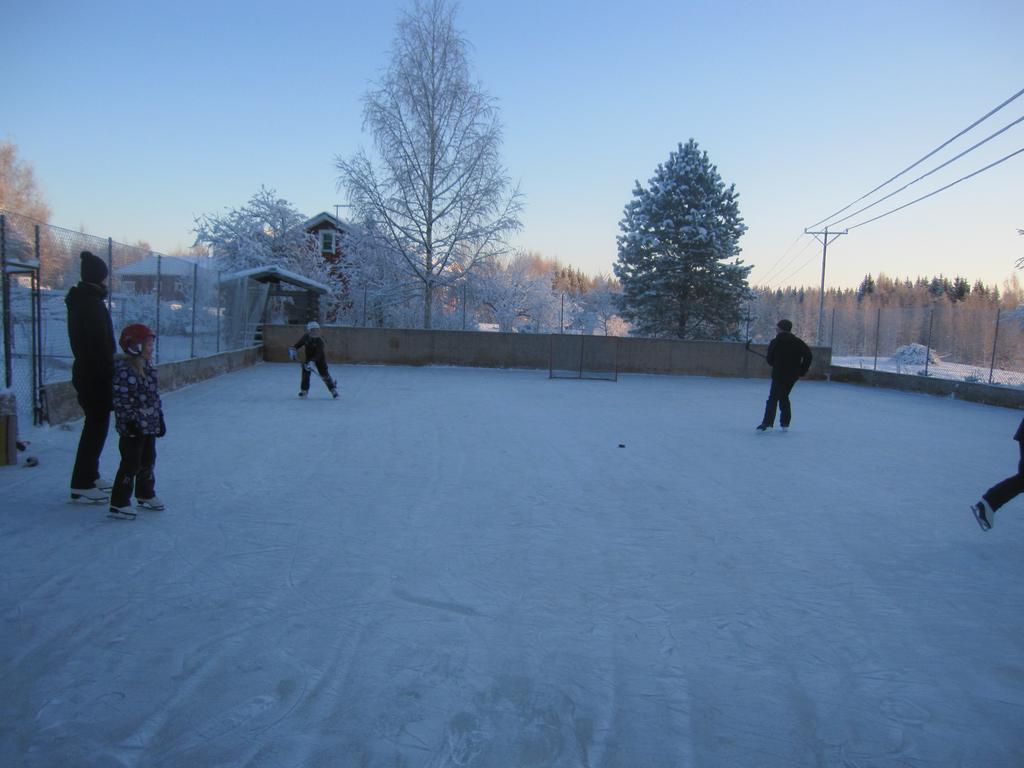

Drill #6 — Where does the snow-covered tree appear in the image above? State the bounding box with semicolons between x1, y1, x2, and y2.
335;0;522;330
193;187;346;316
193;187;314;273
470;253;557;333
0;141;50;223
614;139;751;340
336;220;424;328
575;278;625;336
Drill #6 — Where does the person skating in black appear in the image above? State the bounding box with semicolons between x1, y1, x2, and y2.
757;319;812;432
970;416;1024;531
289;321;338;398
66;250;116;501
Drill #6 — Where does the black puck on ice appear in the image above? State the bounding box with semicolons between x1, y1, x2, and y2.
618;443;625;448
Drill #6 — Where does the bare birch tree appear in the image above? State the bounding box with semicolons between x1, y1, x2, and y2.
335;0;522;329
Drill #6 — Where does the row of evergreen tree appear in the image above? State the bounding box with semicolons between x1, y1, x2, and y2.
772;272;1020;308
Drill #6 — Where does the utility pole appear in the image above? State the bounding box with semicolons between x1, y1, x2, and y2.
804;226;848;345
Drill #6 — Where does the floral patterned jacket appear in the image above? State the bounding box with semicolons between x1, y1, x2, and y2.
112;356;164;437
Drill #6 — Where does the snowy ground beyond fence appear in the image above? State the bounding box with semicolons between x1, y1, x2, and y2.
1;364;1023;767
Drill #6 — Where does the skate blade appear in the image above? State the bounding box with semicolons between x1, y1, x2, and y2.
970;505;992;531
107;510;137;520
71;494;110;504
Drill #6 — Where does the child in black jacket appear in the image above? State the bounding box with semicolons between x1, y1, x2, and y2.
289;321;338;399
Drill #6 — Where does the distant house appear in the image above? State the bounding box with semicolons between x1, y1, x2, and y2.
303;212;352;321
303;212;345;266
114;255;213;300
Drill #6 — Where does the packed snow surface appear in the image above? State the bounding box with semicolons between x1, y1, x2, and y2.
2;363;1023;767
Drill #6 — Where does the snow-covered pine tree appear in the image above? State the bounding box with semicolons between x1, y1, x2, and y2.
614;139;751;340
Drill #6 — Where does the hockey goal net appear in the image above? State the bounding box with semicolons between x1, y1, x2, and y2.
548;334;618;381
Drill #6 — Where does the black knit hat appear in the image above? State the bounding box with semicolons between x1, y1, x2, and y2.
80;251;108;283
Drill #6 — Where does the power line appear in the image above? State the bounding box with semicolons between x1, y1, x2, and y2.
761;237;816;288
754;233;809;285
847;146;1024;231
769;241;820;288
825;114;1024;229
806;86;1024;230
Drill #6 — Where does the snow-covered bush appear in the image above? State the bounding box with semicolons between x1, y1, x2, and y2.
891;343;938;366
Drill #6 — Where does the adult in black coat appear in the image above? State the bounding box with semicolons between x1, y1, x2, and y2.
970;416;1024;531
66;250;115;499
757;319;813;432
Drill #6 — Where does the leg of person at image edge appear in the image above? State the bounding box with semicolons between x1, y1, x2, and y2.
971;445;1024;532
133;437;163;511
757;377;797;433
109;434;159;520
299;363;311;398
70;405;112;502
315;359;339;398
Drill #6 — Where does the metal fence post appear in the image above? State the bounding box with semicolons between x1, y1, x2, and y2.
106;237;113;312
155;253;162;363
872;307;881;371
924;307;935;377
33;225;42;424
989;306;1001;385
190;261;198;358
216;270;222;353
1;215;10;390
829;307;836;349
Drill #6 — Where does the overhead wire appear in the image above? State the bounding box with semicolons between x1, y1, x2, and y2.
770;239;821;288
762;237;816;289
825;114;1024;229
806;86;1024;230
753;232;809;286
846;145;1024;231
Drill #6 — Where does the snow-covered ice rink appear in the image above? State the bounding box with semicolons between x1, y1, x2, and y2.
2;363;1023;767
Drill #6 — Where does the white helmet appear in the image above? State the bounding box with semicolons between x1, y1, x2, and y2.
306;321;320;331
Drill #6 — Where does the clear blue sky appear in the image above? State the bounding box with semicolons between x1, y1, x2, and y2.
4;0;1022;290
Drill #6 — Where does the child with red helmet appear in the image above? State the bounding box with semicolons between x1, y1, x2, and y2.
109;323;166;520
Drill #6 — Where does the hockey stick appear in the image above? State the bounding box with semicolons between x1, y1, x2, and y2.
744;339;767;359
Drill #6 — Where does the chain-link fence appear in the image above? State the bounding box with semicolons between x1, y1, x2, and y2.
1;209;263;427
826;305;1024;386
333;281;490;332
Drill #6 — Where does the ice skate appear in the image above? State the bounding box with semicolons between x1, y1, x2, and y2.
755;424;771;433
970;500;994;531
71;486;109;503
107;504;137;520
96;476;114;492
136;496;165;511
298;390;307;399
